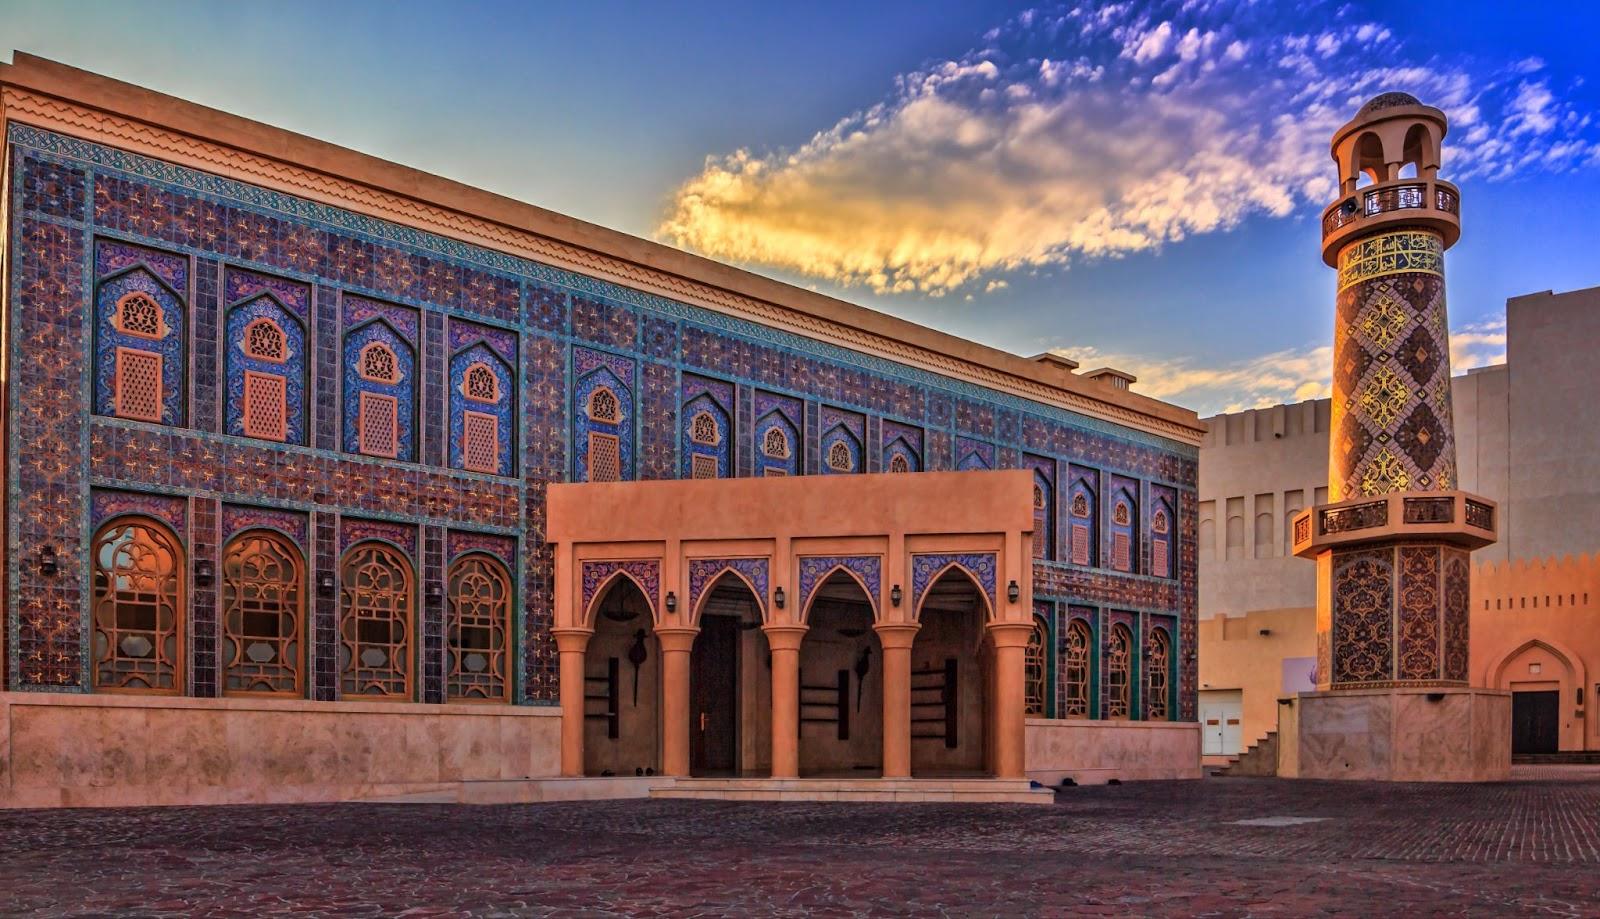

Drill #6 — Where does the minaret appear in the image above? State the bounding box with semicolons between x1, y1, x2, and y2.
1287;93;1509;781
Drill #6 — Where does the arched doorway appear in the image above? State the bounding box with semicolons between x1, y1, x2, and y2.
1490;638;1582;754
912;567;991;776
585;576;658;776
691;571;766;776
800;570;883;777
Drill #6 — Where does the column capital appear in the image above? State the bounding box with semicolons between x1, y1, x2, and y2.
985;620;1036;649
872;621;921;649
654;626;699;654
761;623;809;652
551;627;594;653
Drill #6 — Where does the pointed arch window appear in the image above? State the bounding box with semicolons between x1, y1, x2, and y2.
1107;623;1133;719
588;386;620;423
91;518;183;693
827;440;852;472
339;542;414;699
762;426;790;459
1152;507;1172;578
222;529;304;696
447;553;512;702
114;291;166;340
462;362;500;403
242;317;288;363
1063;618;1092;718
359;341;400;384
1145;627;1171;721
1024;616;1050;716
690;410;720;445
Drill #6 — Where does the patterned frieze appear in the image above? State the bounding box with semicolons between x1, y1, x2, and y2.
447;529;515;567
798;555;882;616
580;560;661;620
221;504;308;544
910;553;998;616
687;557;770;620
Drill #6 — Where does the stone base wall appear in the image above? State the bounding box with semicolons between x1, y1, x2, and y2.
0;692;561;808
1025;718;1201;785
1281;687;1510;781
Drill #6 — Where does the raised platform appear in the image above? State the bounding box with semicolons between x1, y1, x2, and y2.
357;776;671;805
650;777;1056;805
1279;687;1511;782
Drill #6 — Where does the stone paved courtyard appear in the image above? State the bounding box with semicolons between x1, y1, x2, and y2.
4;774;1600;917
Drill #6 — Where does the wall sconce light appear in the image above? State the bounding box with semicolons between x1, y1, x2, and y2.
665;591;678;614
1258;628;1272;637
774;587;786;609
425;582;443;603
1007;580;1021;603
890;584;903;607
317;572;336;597
38;544;58;578
194;559;215;588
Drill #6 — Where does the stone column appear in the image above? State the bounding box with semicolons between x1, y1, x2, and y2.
986;622;1034;780
655;627;698;777
763;624;808;779
874;622;920;779
552;628;594;778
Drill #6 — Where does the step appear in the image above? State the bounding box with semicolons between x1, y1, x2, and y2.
650;777;1055;805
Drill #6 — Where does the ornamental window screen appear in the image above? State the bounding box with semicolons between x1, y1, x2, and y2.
1033;484;1049;560
114;347;164;422
690;411;720;445
243;318;287;363
1113;501;1131;526
828;440;852;472
462;362;500;403
763;467;788;477
462;411;500;474
762;426;790;458
91;518;183;693
1151;508;1171;578
1070;489;1095;566
1063;618;1092;718
339;542;414;699
588;432;621;482
587;387;620;423
242;371;288;441
1112;532;1132;572
222;530;303;696
1107;623;1132;719
447;554;511;702
114;292;165;339
1024;617;1049;716
357;391;400;458
1145;627;1171;721
359;341;399;383
691;453;719;479
889;453;910;473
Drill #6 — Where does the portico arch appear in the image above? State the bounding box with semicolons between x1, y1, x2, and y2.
911;566;993;776
583;576;659;776
690;570;768;775
800;570;883;776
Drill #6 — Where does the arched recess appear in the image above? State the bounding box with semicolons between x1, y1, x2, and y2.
585;575;659;776
1401;122;1437;175
1488;636;1585;690
800;569;883;776
756;409;800;476
692;570;769;776
911;567;993;776
91;516;185;694
226;294;308;445
1351;130;1388;186
221;528;305;697
1487;637;1585;754
1032;471;1054;560
338;540;415;700
681;392;731;479
342;318;417;461
94;265;188;426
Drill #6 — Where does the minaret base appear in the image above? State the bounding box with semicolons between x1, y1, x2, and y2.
1278;687;1510;781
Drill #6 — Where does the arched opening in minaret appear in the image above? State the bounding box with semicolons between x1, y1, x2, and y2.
1354;131;1386;187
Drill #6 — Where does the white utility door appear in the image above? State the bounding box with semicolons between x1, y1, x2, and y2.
1199;690;1243;756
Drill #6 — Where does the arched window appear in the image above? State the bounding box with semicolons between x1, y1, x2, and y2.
762;426;790;459
889;453;910;473
1113;501;1131;526
242;318;287;363
1072;493;1089;516
359;341;399;384
447;553;512;702
828;440;852;472
1032;477;1052;560
462;362;499;403
1145;627;1171;721
339;542;414;699
114;292;165;339
1107;623;1132;719
588;386;620;423
1153;508;1169;534
1024;616;1050;716
1063;618;1092;718
1151;503;1174;578
690;410;720;445
222;529;303;696
91;518;183;693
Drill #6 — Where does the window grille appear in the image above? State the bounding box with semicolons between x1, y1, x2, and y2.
115;292;164;339
463;362;499;403
889;453;910;473
691;453;719;479
243;318;287;363
587;387;620;423
588;432;621;482
1063;618;1092;718
1024;618;1049;715
690;411;720;445
762;426;789;458
114;347;164;422
763;467;788;477
339;542;413;699
827;440;852;472
1071;523;1091;566
359;342;399;383
91;519;183;692
1152;539;1169;578
242;371;288;441
222;530;303;696
462;411;499;473
1107;623;1132;718
1112;532;1132;572
447;554;510;701
358;391;400;458
1146;627;1171;721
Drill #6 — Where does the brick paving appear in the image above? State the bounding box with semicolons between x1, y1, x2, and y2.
3;776;1600;916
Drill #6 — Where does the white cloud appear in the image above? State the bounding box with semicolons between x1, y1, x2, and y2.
658;2;1600;296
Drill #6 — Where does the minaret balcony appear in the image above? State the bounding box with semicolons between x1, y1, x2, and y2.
1320;178;1461;267
1290;489;1496;559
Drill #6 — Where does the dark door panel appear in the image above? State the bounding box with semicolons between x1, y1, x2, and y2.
691;615;739;774
1512;690;1559;754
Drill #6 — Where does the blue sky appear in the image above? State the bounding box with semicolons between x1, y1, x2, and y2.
5;0;1598;414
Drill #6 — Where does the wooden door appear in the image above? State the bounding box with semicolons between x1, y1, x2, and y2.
1512;690;1560;754
691;614;739;774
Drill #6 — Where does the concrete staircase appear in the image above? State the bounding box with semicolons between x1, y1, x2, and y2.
1213;731;1279;777
650;776;1056;805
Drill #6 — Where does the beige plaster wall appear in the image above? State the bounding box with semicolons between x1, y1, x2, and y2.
0;692;560;808
1198;607;1317;749
1025;719;1201;784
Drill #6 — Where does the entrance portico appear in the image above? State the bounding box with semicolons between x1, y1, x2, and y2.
546;470;1037;784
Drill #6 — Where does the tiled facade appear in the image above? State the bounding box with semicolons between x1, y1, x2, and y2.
4;121;1197;721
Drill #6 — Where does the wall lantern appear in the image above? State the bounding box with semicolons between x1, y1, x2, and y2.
38;544;58;578
194;559;215;588
317;572;336;597
890;584;903;607
665;591;678;614
774;587;786;609
425;581;443;603
1006;580;1021;603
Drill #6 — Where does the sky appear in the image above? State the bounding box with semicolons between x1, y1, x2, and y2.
4;0;1598;415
